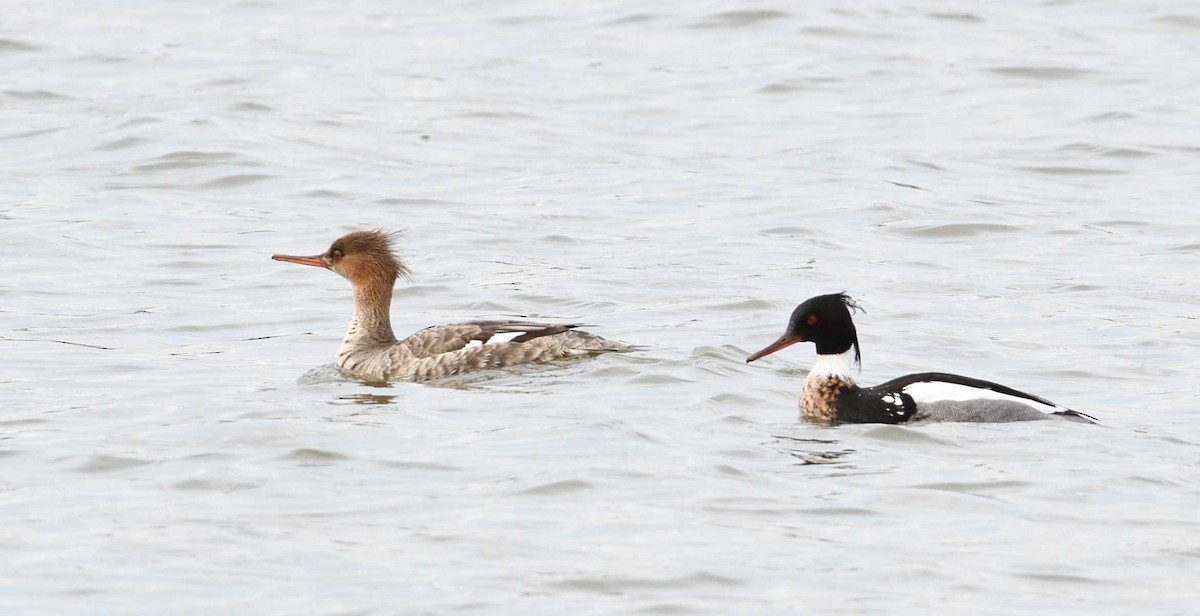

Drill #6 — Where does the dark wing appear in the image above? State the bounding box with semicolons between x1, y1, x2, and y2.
837;386;919;424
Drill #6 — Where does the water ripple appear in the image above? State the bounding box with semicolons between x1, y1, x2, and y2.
988;66;1099;80
692;10;788;29
0;39;38;53
894;223;1022;239
72;455;154;474
548;572;743;592
518;479;594;495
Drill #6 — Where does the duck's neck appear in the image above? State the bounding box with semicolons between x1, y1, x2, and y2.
805;348;858;383
800;348;858;422
342;278;398;350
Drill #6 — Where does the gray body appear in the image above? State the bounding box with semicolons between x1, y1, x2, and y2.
910;399;1094;424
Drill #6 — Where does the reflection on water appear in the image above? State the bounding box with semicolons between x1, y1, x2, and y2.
334;393;397;406
297;364;347;385
770;435;855;465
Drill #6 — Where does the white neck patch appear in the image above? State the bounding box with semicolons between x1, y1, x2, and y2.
806;348;858;381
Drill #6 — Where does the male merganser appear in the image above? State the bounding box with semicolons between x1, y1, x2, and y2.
745;293;1097;424
272;230;632;382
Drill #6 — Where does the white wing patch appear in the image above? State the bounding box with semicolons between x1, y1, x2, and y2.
879;393;909;418
464;331;529;349
902;381;1061;414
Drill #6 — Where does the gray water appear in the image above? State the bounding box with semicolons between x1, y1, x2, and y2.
3;1;1199;613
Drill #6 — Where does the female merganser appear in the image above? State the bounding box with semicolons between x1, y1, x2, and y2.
745;293;1097;424
272;230;632;382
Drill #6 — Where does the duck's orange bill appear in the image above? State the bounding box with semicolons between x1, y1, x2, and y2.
272;254;328;268
746;333;803;363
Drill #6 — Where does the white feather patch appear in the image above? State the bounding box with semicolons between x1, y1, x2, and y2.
464;331;528;348
902;380;1061;413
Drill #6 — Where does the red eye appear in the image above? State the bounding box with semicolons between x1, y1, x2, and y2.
806;315;818;325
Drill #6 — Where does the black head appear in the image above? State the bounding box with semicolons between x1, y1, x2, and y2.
746;293;862;364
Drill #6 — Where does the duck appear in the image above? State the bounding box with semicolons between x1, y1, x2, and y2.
745;293;1097;424
272;230;632;382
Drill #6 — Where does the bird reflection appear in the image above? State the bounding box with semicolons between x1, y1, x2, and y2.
335;393;397;406
770;435;854;465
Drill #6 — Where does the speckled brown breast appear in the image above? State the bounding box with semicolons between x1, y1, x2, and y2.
800;375;855;423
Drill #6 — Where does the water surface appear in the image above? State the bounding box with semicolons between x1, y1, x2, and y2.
3;1;1199;613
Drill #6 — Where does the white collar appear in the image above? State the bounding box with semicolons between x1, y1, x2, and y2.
806;348;858;380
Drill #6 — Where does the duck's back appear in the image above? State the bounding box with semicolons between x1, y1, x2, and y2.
341;321;631;382
866;372;1098;424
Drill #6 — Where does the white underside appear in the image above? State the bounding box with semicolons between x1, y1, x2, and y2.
902;381;1062;414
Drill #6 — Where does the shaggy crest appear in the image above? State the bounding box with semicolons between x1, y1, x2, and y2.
834;293;863;366
329;229;412;283
836;292;862;315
